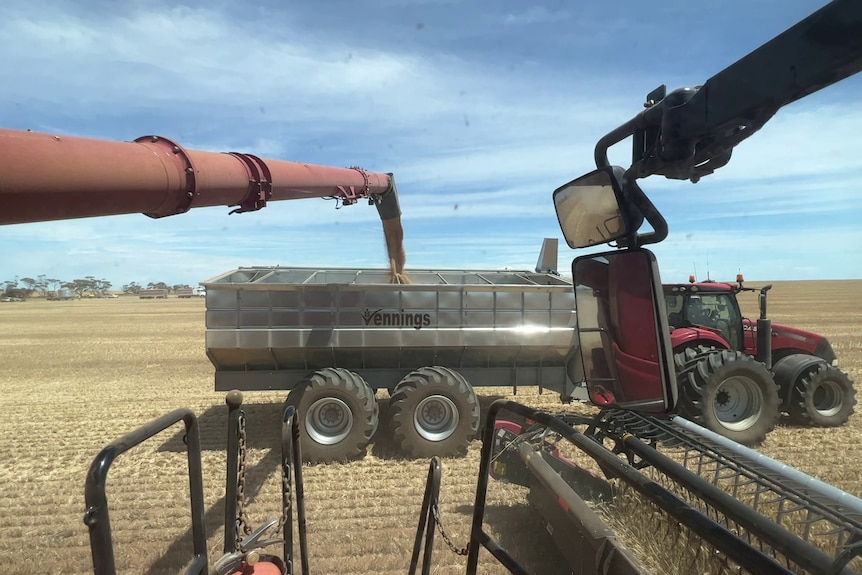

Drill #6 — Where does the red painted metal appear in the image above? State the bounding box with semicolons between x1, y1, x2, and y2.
0;128;392;225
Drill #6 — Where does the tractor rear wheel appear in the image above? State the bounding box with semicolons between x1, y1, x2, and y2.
390;366;480;458
787;364;856;427
676;349;780;445
286;367;378;463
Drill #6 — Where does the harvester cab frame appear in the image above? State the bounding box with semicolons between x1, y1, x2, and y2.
551;159;677;415
80;1;862;574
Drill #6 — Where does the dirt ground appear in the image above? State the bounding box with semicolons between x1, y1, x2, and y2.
0;280;860;574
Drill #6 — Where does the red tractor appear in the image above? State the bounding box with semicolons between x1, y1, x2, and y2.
665;277;856;444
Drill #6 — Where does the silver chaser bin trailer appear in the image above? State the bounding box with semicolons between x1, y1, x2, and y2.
203;262;581;462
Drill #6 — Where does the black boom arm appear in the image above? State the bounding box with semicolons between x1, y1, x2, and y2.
595;0;862;182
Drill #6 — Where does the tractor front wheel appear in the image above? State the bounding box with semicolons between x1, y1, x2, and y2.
788;364;856;427
677;349;780;445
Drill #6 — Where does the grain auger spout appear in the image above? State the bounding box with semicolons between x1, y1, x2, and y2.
0;128;409;282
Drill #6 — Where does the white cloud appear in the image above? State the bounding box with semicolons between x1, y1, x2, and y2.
505;7;569;26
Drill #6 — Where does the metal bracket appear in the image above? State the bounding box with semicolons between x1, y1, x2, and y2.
227;153;273;214
335;166;371;206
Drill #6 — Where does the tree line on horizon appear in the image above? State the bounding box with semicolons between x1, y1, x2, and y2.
2;275;192;298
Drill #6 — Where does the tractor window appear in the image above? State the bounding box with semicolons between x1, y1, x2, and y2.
665;294;685;328
686;295;724;325
686;294;739;347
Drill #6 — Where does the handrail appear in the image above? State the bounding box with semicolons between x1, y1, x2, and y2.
83;408;207;575
281;404;309;575
409;457;442;575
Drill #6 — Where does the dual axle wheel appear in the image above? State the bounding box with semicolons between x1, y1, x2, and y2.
285;367;379;463
675;346;856;445
286;366;480;463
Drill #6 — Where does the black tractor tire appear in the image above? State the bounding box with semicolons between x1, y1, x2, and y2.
676;349;780;445
390;366;480;458
286;368;378;463
787;364;856;427
674;344;718;375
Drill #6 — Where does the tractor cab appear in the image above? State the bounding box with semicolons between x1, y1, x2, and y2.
663;282;745;352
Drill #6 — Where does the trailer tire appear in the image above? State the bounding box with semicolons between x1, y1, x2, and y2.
677;349;779;445
286;368;378;463
390;367;480;458
787;364;856;427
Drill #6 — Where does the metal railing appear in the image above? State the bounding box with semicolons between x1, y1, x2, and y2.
83;409;207;575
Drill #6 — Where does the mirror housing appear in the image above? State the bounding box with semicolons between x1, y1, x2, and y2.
572;248;676;413
553;166;640;249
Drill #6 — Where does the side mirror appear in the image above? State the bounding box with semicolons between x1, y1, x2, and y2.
572;248;676;413
553;166;638;249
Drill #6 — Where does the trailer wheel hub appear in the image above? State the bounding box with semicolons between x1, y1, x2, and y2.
306;397;354;445
414;395;460;442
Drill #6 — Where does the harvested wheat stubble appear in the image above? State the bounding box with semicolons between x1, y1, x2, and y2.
0;280;859;574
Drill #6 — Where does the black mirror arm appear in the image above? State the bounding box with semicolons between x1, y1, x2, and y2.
594;118;638;170
622;166;668;247
591;103;669;247
595;98;668;170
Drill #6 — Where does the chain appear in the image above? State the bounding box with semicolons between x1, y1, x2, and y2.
235;412;251;549
432;503;468;556
235;411;291;546
279;456;292;535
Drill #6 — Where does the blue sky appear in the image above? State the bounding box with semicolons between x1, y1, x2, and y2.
1;0;859;288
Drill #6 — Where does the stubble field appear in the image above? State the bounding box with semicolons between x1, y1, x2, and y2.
1;280;860;574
